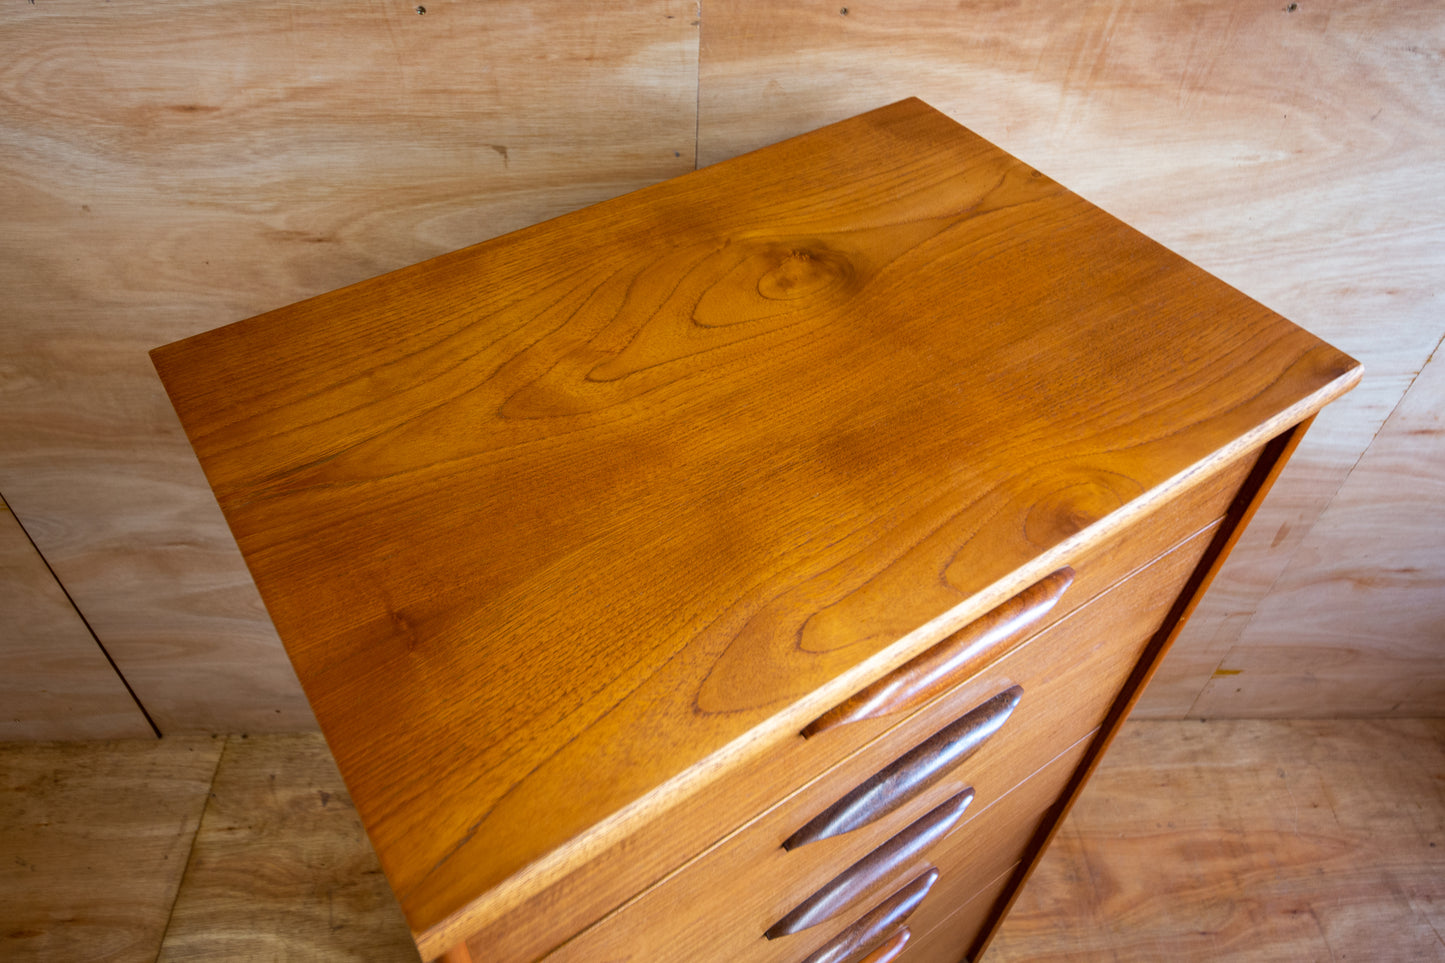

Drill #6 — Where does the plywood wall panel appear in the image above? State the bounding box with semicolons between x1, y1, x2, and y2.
0;0;700;732
0;496;154;741
699;0;1445;718
1;0;1440;731
1190;338;1445;717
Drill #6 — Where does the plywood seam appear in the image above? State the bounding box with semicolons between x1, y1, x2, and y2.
151;738;227;963
694;0;703;170
0;487;162;739
1179;362;1421;719
1187;331;1439;715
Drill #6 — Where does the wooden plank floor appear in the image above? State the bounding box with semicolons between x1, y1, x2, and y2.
1;720;1441;962
0;737;222;961
156;734;415;962
988;720;1445;962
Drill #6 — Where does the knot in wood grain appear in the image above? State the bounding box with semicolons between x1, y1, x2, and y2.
756;247;852;302
1023;471;1143;547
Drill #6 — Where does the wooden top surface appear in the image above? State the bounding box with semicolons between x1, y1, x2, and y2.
150;98;1359;950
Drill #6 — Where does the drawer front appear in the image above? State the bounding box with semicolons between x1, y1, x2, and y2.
893;866;1018;963
888;732;1096;950
460;452;1254;962
773;733;1095;963
542;522;1218;963
794;450;1252;741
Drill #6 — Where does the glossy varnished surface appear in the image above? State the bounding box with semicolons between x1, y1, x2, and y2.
695;0;1445;726
150;99;1359;950
4;0;1439;751
540;520;1225;962
450;447;1253;963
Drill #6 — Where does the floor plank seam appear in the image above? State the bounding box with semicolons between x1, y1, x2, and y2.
151;734;230;963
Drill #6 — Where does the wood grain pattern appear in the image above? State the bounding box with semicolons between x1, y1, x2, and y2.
156;733;415;962
893;733;1101;961
0;0;699;733
6;724;1432;961
968;419;1317;962
0;495;153;740
1192;337;1445;717
769;791;974;939
0;736;221;963
151;99;1356;955
697;0;1445;720
0;0;1436;746
987;719;1445;961
436;446;1250;963
542;520;1221;963
802;571;1069;736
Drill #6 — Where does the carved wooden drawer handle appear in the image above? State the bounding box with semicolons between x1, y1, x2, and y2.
786;685;1022;850
767;791;971;938
795;873;935;963
804;568;1073;736
851;927;911;963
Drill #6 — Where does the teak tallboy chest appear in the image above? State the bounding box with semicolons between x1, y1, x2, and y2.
152;99;1360;963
